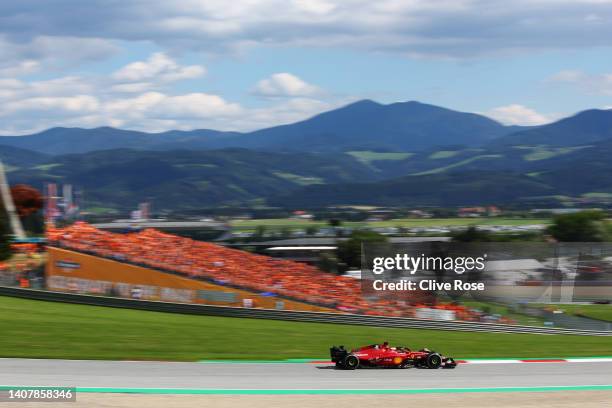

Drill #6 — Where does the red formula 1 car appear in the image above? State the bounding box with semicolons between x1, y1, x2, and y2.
330;342;457;370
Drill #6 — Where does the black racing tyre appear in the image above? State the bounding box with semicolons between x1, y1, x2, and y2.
335;361;344;369
343;355;359;370
426;353;442;369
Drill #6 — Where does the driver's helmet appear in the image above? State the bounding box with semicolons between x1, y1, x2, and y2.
382;341;389;348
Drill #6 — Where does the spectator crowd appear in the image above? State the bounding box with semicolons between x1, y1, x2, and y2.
47;222;502;321
47;222;412;315
0;243;44;288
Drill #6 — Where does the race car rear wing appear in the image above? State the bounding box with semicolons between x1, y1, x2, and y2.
330;345;348;363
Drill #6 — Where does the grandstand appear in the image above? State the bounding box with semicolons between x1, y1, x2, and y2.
46;223;493;320
47;222;426;315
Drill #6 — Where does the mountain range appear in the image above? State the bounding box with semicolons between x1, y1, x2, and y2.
0;100;528;154
2;100;612;210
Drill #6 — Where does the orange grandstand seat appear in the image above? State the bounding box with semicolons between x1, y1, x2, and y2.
47;222;422;315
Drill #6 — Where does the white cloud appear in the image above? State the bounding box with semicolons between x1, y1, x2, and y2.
0;60;41;77
112;52;205;83
292;0;337;15
2;1;612;59
0;55;337;135
154;93;242;118
0;1;611;136
485;104;553;126
1;95;99;117
549;70;584;83
548;70;612;96
104;92;242;121
0;35;119;72
253;73;320;97
243;97;343;130
110;82;155;94
0;76;94;102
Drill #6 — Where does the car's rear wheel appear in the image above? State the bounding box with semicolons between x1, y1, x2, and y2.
343;355;359;370
426;353;442;369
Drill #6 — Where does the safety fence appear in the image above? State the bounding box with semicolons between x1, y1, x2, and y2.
1;286;610;336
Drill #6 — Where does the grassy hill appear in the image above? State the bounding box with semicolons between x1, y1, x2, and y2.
8;148;378;210
0;127;238;155
270;171;558;208
0;144;48;171
8;140;612;210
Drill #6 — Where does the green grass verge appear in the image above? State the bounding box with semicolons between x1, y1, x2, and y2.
459;301;546;326
1;296;611;362
360;217;550;228
230;217;550;231
530;303;612;322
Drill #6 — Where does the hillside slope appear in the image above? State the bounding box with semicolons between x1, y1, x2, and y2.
269;171;557;207
492;109;612;147
8;148;377;210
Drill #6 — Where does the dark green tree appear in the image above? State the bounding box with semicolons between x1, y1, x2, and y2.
317;252;339;274
279;227;291;239
548;211;607;242
254;225;267;240
0;210;11;261
305;226;318;236
337;230;387;269
328;219;342;228
451;226;492;242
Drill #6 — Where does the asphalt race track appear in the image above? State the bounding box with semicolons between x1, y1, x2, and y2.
1;359;611;390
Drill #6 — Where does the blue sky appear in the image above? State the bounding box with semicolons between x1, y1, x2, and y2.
0;1;611;134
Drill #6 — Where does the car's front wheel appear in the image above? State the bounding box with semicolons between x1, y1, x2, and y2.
426;353;442;369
